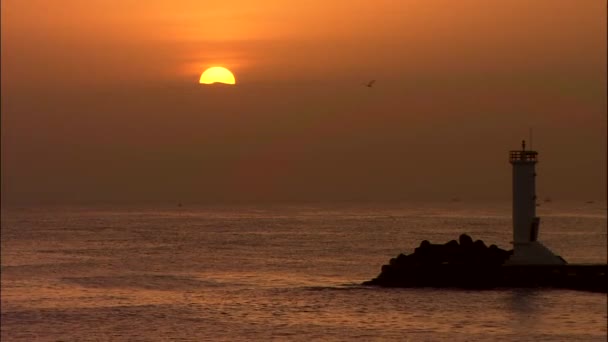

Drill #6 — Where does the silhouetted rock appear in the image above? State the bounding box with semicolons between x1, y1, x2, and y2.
366;235;512;287
445;239;459;249
458;234;473;247
473;240;487;249
363;234;605;292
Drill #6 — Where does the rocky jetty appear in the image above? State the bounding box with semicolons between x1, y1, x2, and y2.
363;234;607;292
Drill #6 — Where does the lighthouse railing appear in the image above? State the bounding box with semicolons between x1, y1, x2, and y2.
509;150;538;162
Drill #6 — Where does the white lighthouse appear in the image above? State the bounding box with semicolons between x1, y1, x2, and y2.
506;140;566;265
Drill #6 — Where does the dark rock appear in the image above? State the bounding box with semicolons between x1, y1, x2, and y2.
441;240;460;263
367;235;519;288
473;240;487;249
445;239;459;248
413;240;432;259
417;240;431;250
459;234;473;247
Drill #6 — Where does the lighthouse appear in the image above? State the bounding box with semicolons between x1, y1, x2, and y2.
506;141;566;265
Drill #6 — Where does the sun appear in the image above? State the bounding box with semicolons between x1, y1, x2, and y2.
199;67;236;85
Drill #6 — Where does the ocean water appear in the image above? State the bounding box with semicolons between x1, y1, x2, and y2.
1;201;606;341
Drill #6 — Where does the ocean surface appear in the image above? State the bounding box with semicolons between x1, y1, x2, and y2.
1;201;606;341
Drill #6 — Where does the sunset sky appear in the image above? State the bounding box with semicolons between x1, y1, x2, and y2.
2;0;606;203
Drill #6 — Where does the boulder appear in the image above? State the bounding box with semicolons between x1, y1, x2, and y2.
459;234;474;247
445;239;459;249
473;239;487;250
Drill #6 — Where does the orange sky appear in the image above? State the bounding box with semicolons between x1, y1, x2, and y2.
1;0;606;203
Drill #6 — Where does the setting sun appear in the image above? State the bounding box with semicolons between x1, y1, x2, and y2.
199;67;236;85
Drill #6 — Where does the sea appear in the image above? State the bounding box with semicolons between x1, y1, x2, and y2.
1;201;606;341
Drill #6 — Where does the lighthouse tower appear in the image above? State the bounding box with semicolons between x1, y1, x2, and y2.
506;141;566;265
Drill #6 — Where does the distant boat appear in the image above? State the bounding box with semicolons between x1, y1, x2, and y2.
586;201;594;204
177;202;183;207
544;197;552;203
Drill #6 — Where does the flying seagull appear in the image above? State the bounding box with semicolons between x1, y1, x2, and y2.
365;80;376;88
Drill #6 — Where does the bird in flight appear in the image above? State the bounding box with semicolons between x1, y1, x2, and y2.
365;80;376;88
